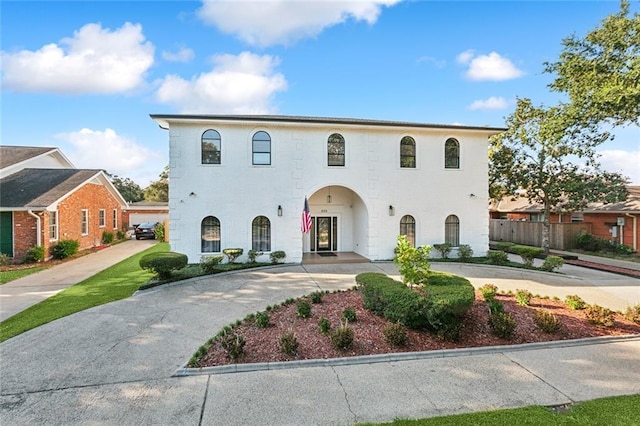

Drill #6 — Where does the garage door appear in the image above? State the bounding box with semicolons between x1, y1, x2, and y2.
130;213;168;227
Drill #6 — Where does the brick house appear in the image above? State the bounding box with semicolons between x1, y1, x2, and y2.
0;146;128;261
490;185;640;252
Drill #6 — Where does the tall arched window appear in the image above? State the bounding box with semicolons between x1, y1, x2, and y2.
202;130;221;164
252;131;271;165
445;215;460;247
252;216;271;251
400;136;416;168
201;216;220;252
327;133;345;166
444;138;459;169
400;215;416;247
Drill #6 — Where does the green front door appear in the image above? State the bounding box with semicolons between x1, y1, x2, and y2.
0;212;13;257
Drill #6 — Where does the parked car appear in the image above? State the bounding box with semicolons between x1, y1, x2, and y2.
134;222;158;240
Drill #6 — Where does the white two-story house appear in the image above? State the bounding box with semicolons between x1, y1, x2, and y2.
150;115;503;264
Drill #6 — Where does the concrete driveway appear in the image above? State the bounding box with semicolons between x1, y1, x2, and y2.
0;262;639;425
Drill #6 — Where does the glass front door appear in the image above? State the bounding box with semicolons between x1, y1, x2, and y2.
311;216;338;252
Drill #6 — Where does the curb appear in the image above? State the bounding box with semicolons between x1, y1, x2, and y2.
173;333;640;377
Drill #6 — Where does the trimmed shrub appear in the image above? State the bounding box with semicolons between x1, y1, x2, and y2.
25;246;45;263
512;245;544;267
433;243;452;259
223;248;243;264
487;250;508;265
309;291;324;304
247;249;262;263
115;230;126;240
255;312;270;329
330;321;354;350
101;231;114;245
51;239;79;259
489;312;517;339
488;299;504;315
494;242;515;252
139;251;188;279
576;232;601;252
342;307;357;322
279;331;299;356
540;255;564;272
154;222;165;241
218;330;245;361
624;304;640;325
457;244;473;261
533;310;562;333
318;317;331;334
479;284;498;302
383;322;407;347
585;304;615;327
200;255;224;274
296;300;312;318
270;250;286;264
515;289;532;306
565;295;586;310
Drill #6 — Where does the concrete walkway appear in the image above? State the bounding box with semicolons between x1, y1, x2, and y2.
0;239;156;322
0;261;639;425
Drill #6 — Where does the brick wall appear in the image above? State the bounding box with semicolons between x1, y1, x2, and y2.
584;213;638;248
13;211;39;260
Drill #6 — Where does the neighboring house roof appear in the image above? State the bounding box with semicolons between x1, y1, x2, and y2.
150;114;506;134
491;186;640;214
0;168;127;210
126;201;169;210
0;145;75;179
0;146;56;169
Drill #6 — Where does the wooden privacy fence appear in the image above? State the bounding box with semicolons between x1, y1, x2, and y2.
489;220;591;250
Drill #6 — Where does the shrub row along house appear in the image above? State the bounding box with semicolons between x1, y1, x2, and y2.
0;146;128;261
151;114;504;264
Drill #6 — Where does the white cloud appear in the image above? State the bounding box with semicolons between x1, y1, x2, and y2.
469;96;509;111
162;46;195;63
56;128;164;186
154;51;287;114
197;0;400;47
417;56;445;68
457;51;524;81
0;22;154;94
598;149;640;184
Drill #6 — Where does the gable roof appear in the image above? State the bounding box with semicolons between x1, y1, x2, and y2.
0;168;123;210
0;146;57;169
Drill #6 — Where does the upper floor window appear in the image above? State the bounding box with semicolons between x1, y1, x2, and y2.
202;129;221;165
201;216;221;253
400;215;416;247
445;214;460;246
81;210;89;235
99;209;106;228
49;211;58;241
400;136;416;168
328;133;345;166
445;138;460;169
252;131;271;165
252;216;271;251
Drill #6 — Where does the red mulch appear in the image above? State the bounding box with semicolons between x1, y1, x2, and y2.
564;259;640;278
195;290;640;368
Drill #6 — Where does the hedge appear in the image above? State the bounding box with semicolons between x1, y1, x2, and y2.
139;252;188;279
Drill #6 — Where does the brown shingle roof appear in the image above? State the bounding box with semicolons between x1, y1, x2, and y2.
0;146;56;170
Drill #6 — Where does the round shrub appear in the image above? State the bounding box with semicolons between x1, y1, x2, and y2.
487;250;508;265
101;231;114;245
255;311;270;329
515;289;532;306
565;295;586;310
51;239;79;259
223;248;243;263
512;245;544;267
296;300;312;318
341;307;357;322
139;251;188;279
383;321;408;347
533;309;562;333
25;245;45;263
489;311;517;339
479;284;498;302
270;250;286;264
318;317;331;334
279;331;299;356
330;322;354;350
200;255;224;274
540;255;564;272
457;244;473;261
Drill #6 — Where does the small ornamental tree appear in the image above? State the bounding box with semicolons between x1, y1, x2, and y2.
393;235;431;287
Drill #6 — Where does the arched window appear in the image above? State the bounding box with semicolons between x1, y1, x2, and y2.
445;214;460;247
327;133;345;166
202;130;221;164
445;138;459;169
201;216;220;252
400;215;416;247
252;131;271;165
252;216;271;251
400;136;416;168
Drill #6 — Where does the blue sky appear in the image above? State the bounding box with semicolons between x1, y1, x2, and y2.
2;0;638;186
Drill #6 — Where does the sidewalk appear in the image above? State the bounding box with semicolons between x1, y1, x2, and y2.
0;239;156;322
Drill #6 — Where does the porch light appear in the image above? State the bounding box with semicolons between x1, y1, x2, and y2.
327;186;332;203
389;205;395;216
277;205;283;216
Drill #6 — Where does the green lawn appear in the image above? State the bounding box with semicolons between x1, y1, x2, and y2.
0;242;169;343
359;394;640;425
0;266;47;284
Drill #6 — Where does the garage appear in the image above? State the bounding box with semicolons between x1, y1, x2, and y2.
129;213;167;227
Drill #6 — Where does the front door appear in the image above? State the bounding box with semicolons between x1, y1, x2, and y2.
0;212;13;257
312;216;338;252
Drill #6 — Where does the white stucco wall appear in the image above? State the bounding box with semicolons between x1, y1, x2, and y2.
158;116;497;264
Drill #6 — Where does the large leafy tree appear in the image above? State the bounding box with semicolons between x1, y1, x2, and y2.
144;165;169;202
108;174;144;203
544;0;640;126
490;98;629;252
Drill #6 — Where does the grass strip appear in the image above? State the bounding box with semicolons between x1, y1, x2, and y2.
0;243;168;343
0;267;48;284
358;394;640;425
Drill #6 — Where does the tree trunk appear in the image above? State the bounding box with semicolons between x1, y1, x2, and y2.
542;204;551;254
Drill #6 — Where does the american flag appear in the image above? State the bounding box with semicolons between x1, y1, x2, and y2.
301;197;312;233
